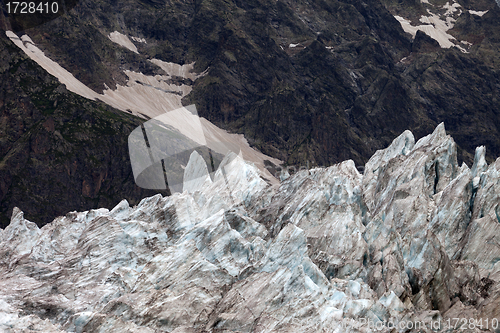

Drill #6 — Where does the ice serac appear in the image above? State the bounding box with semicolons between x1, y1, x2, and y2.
1;123;500;332
0;207;41;262
471;146;488;188
462;156;500;283
182;150;212;193
363;129;415;212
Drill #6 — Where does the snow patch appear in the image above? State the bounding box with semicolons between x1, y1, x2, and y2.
6;31;100;101
131;36;147;44
108;31;139;54
150;59;205;81
394;13;467;52
469;9;488;16
100;70;188;118
442;1;461;16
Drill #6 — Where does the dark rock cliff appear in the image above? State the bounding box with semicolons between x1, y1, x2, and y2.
0;31;165;228
1;0;500;226
22;0;500;168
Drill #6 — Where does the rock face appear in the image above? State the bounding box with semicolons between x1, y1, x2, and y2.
1;124;500;332
0;31;166;229
17;0;500;169
3;0;500;229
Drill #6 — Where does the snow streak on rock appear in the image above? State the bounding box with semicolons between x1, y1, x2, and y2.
6;31;101;101
108;31;139;54
469;10;489;16
1;124;500;332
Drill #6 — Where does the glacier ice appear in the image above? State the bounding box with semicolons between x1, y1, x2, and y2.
1;123;500;332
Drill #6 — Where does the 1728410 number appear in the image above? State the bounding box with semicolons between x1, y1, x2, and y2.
6;2;59;14
445;318;499;330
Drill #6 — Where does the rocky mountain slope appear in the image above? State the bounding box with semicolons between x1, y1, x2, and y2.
1;124;500;332
10;0;500;169
2;0;500;227
0;30;167;228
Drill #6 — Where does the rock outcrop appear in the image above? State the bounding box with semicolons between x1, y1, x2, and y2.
1;124;500;332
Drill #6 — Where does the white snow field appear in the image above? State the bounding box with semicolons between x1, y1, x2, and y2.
394;14;460;49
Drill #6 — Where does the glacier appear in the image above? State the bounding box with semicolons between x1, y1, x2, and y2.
1;123;500;332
